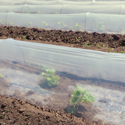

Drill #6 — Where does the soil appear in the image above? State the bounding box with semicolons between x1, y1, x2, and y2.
0;25;124;125
0;26;125;53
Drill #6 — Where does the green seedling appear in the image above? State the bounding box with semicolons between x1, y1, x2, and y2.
27;22;32;28
7;21;13;26
108;48;111;52
0;74;3;78
84;41;89;47
121;51;124;53
41;21;48;29
58;21;66;28
73;23;81;31
67;86;95;115
0;19;5;25
23;36;26;39
39;66;59;88
97;43;101;49
96;22;105;33
37;11;41;14
121;30;125;35
53;12;60;14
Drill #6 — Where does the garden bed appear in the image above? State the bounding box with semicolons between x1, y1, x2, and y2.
0;26;125;125
0;26;125;53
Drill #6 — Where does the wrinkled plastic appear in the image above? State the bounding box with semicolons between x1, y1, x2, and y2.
1;0;125;5
0;5;125;14
0;38;125;125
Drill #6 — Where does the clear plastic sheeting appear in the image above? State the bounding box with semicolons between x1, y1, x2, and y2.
0;38;125;125
0;5;125;14
1;0;125;5
0;12;125;34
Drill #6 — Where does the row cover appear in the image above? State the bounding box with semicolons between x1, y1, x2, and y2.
0;38;125;125
0;12;125;34
0;5;125;15
1;0;125;5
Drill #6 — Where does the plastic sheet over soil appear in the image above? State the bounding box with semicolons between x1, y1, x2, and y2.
0;38;125;124
0;12;125;34
1;0;125;5
0;5;125;14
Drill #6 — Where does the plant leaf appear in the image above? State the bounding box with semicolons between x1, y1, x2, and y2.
70;96;79;104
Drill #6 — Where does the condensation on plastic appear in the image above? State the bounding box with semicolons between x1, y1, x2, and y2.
0;5;125;14
1;0;125;5
0;38;125;124
0;12;125;34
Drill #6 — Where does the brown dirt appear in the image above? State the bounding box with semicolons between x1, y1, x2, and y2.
0;25;123;125
0;26;125;53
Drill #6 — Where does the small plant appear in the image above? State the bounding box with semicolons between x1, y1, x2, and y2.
27;22;32;28
121;30;125;35
39;65;59;88
96;22;105;33
37;11;41;14
121;51;124;53
84;41;89;47
67;86;95;115
58;21;66;29
7;21;13;26
23;36;26;39
97;43;101;49
0;19;5;25
41;21;48;29
73;23;81;31
0;74;3;78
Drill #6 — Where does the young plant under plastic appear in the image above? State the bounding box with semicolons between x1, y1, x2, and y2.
73;23;81;31
68;86;96;114
39;65;59;88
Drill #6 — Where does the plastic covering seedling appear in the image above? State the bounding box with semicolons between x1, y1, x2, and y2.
0;19;5;25
41;21;48;29
37;11;41;14
7;21;13;26
0;74;3;78
68;86;96;115
58;21;66;28
53;12;60;14
73;23;81;31
96;22;105;33
39;65;59;88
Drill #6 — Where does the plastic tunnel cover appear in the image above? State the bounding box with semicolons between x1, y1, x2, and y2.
0;38;125;124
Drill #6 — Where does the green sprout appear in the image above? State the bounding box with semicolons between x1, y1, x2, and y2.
97;43;101;49
27;22;32;28
58;21;66;28
53;12;60;14
7;21;13;26
67;86;96;115
121;51;124;53
37;11;41;14
23;36;26;39
41;21;48;29
39;66;59;88
96;22;105;33
84;41;90;47
0;74;3;78
0;19;5;25
121;30;125;35
73;23;81;31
